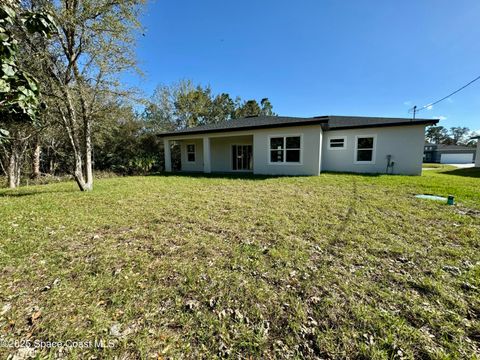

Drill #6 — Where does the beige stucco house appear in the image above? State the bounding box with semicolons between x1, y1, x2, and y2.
159;115;439;176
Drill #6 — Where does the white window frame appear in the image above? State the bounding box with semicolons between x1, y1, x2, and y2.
267;134;303;165
354;135;376;164
186;143;196;163
328;136;347;150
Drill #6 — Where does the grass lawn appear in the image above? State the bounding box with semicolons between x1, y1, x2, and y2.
422;163;458;171
422;163;451;169
0;168;479;359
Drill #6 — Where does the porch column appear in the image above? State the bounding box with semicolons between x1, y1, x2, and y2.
476;140;480;167
203;136;211;173
163;138;172;172
317;129;323;175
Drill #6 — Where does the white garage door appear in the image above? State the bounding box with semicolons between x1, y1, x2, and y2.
440;153;474;164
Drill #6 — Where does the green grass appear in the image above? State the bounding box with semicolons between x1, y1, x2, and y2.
0;168;479;359
422;163;457;171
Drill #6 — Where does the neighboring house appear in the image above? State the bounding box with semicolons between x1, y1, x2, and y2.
159;115;438;176
423;143;476;164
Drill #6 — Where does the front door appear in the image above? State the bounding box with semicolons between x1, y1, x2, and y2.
232;145;253;171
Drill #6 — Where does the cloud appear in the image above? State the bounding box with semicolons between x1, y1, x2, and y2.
437;115;447;120
447;98;454;103
403;101;412;106
426;105;433;110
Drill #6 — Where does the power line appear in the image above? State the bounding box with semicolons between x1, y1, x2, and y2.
409;74;480;115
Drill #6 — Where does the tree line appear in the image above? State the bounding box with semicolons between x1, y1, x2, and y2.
95;81;276;176
425;126;478;146
0;1;276;191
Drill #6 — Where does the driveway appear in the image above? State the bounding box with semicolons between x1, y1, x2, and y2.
446;163;475;168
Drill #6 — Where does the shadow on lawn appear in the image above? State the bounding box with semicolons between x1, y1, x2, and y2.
151;171;385;180
442;167;480;178
149;171;288;181
0;189;76;198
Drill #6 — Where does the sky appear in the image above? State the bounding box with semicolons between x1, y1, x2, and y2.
123;0;480;131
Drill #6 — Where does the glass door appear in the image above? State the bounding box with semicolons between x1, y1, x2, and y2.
232;145;253;171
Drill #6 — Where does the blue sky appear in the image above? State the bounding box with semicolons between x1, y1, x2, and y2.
125;0;480;130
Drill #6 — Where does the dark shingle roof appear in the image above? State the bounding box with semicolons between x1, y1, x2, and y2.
436;144;476;151
158;115;438;137
324;115;438;130
158;116;328;136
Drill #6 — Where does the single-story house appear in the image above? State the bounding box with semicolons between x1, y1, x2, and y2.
159;115;439;176
423;143;477;164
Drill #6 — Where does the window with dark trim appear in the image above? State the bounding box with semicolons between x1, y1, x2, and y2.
356;136;374;162
269;136;301;163
186;144;195;162
329;137;345;149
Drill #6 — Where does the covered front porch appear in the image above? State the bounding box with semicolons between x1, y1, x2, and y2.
164;134;253;173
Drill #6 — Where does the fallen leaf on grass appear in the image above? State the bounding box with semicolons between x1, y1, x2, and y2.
31;310;42;322
109;323;122;337
1;303;12;316
185;300;199;312
26;306;42;326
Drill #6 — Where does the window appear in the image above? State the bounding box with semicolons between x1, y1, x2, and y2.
329;137;346;149
186;144;195;162
355;136;376;163
269;136;301;164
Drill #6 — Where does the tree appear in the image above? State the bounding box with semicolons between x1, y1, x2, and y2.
94;105;162;174
210;93;236;123
0;1;55;188
449;127;470;145
425;125;475;146
175;85;214;128
0;124;31;188
143;80;278;167
235;99;262;118
425;126;449;144
260;98;275;116
26;0;145;191
0;2;55;126
145;81;276;131
143;80;194;132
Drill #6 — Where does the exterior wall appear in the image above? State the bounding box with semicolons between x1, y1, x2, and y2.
210;135;253;172
167;124;427;176
476;142;480;167
180;139;204;172
321;125;426;175
252;125;322;176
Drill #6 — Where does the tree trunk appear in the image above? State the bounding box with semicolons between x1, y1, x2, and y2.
32;138;41;178
73;151;88;191
4;132;30;189
15;159;21;187
8;151;16;189
84;117;93;191
59;90;91;192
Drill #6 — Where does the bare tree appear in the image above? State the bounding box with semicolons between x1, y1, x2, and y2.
25;0;145;191
0;125;34;188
